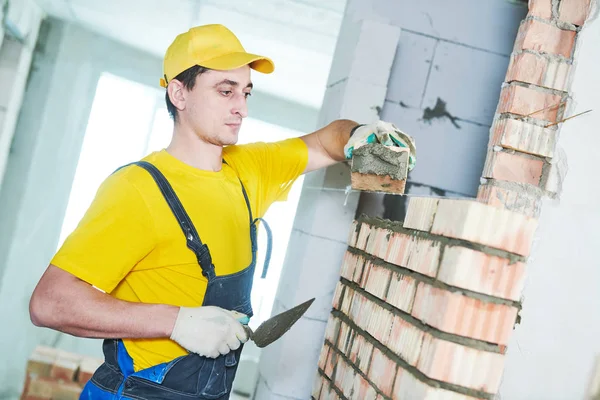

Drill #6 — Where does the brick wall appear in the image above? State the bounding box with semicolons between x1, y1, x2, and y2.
313;0;595;398
19;346;102;400
313;197;535;399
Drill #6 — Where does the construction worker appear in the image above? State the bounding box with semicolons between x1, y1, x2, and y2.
28;24;403;399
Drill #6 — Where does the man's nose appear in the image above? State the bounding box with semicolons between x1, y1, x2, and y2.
232;94;248;118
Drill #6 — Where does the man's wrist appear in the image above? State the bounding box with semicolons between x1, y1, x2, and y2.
349;124;365;137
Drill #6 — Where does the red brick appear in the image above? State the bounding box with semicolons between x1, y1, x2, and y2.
406;237;442;277
325;314;341;344
348;220;360;247
437;246;527;301
368;347;397;397
506;52;571;91
385;234;441;277
338;321;353;354
53;381;82;399
335;358;356;398
312;374;324;399
340;251;356;281
352;373;378;400
559;0;592;25
386;272;417;313
365;303;394;345
324;348;338;378
477;184;542;217
513;19;576;58
416;334;506;393
332;281;344;310
528;0;553;19
384;231;412;267
490;117;557;158
340;287;355;315
348;333;374;372
352;172;407;194
403;197;439;232
77;357;102;387
365;226;391;259
50;352;81;382
498;84;563;122
349;291;369;329
411;282;519;345
23;377;82;400
319;379;334;400
393;367;481;400
387;316;425;366
482;151;544;186
318;345;330;371
25;346;58;379
363;262;392;300
431;198;539;256
356;223;373;251
353;255;367;285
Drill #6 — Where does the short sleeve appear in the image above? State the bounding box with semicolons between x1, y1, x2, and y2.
226;137;308;211
51;171;156;293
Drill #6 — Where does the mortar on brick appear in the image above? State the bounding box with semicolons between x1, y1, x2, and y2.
336;281;507;355
330;310;497;400
351;143;409;183
356;216;527;265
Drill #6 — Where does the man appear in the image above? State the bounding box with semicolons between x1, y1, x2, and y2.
29;24;402;399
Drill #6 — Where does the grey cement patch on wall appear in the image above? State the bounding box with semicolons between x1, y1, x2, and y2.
380;103;489;196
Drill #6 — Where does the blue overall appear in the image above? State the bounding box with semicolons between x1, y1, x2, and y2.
80;161;272;400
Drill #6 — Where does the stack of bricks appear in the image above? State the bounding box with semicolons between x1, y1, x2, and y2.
313;0;594;398
20;346;102;400
478;0;594;217
312;197;537;399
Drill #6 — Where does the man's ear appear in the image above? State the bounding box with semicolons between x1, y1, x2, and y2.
167;79;186;112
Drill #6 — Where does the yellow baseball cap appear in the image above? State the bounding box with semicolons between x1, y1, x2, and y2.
160;24;275;88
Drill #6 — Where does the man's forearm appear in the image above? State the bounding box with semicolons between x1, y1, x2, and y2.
30;265;179;339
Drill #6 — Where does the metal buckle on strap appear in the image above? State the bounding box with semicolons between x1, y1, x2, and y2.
196;243;213;269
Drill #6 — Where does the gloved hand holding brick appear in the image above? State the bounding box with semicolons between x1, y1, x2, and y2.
345;120;417;194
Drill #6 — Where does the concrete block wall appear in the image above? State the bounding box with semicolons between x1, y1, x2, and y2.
313;198;536;399
378;0;528;198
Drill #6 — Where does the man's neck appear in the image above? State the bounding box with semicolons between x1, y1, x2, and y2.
166;126;224;172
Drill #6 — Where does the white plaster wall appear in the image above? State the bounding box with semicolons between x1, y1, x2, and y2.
499;16;600;400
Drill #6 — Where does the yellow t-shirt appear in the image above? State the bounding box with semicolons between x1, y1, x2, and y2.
51;138;308;371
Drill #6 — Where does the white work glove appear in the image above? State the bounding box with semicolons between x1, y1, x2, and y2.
345;120;417;170
170;306;250;359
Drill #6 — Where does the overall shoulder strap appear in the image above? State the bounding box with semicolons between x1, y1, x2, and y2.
115;161;215;279
223;159;272;279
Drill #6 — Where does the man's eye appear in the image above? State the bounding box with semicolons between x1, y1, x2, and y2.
220;91;232;96
244;92;252;98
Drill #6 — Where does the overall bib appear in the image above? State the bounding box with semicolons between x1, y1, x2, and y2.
80;161;272;400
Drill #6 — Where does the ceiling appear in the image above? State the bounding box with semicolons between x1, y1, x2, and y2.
32;0;347;108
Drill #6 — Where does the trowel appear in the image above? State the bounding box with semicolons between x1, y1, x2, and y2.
234;298;315;348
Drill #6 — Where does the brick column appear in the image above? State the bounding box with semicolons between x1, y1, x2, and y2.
477;0;595;217
313;198;535;399
313;0;596;398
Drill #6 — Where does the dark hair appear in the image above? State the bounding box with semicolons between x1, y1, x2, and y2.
165;65;210;121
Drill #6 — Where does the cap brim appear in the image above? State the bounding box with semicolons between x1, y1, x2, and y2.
199;52;275;74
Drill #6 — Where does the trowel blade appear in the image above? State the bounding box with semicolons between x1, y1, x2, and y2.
251;297;315;348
